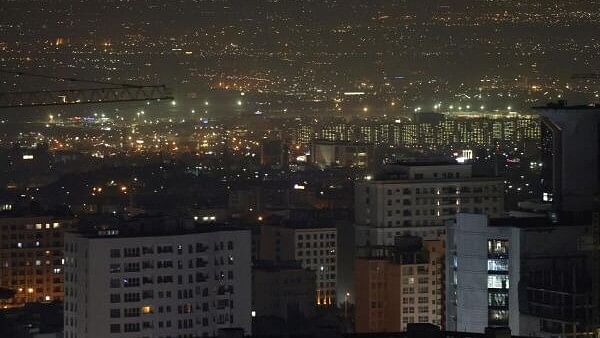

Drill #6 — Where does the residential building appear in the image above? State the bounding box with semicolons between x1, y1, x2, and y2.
63;223;252;338
0;216;74;308
293;226;337;306
355;162;504;247
355;237;444;332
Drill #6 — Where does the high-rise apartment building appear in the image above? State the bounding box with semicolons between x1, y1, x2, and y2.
292;114;539;147
355;162;504;247
0;216;74;308
354;237;444;332
63;226;251;338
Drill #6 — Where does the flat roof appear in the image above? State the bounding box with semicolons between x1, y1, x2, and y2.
533;101;600;110
384;161;460;166
366;177;503;184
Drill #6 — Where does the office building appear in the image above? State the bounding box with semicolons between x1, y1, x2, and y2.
63;225;252;338
354;237;444;333
446;212;600;337
355;162;504;247
535;102;600;211
0;216;74;308
446;213;520;334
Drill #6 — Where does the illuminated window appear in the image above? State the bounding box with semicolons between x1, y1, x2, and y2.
487;259;508;272
142;305;153;314
488;239;509;256
488;309;509;324
487;275;509;289
488;292;508;307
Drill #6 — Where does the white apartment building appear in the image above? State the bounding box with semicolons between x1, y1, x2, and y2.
293;227;337;306
355;163;504;246
63;227;251;338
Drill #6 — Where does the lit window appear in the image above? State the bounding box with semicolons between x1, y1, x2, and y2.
488;239;509;256
487;275;509;289
487;259;508;272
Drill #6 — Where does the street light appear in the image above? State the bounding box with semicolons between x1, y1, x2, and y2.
344;291;351;318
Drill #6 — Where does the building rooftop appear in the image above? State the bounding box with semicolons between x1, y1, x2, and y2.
533;100;600;110
489;210;594;228
383;160;459;167
71;214;248;239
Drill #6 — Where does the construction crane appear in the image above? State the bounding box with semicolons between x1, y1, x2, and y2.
0;69;174;108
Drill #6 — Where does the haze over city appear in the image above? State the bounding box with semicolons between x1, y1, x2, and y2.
0;1;599;338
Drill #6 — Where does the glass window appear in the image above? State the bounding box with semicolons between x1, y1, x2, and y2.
488;239;509;256
487;259;508;272
488;292;509;307
110;324;120;333
110;249;120;258
488;309;509;325
487;275;509;289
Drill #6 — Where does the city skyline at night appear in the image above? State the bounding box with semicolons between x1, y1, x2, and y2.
0;1;599;338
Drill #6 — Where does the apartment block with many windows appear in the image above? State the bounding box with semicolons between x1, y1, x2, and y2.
354;237;444;332
63;226;251;338
0;216;74;308
355;162;503;247
293;227;337;306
